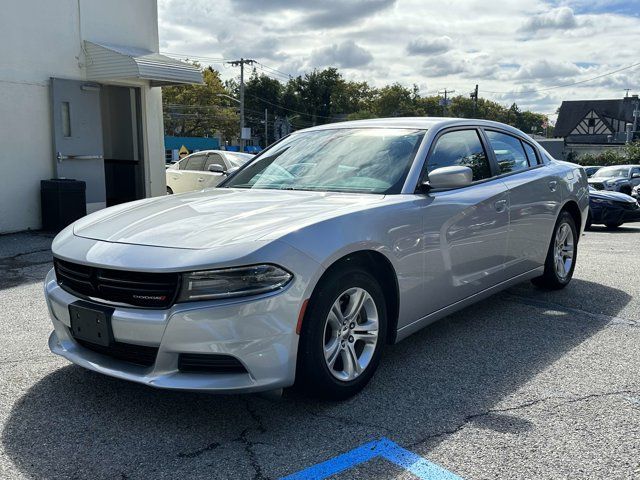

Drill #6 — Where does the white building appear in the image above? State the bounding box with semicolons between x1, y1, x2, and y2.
0;0;201;233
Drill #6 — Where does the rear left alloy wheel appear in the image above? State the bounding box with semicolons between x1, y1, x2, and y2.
296;266;387;400
532;210;577;290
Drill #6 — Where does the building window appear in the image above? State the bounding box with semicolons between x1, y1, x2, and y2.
588;118;595;127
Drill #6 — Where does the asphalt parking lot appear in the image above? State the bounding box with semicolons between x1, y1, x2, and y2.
0;228;639;480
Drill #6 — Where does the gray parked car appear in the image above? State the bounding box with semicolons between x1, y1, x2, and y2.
45;118;588;399
588;165;640;195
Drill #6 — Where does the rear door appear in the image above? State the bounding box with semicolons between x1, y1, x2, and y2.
419;128;511;313
483;129;561;276
51;78;106;213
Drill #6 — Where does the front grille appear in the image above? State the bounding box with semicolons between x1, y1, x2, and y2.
75;339;159;367
178;353;247;374
591;182;605;190
54;259;180;308
621;201;639;210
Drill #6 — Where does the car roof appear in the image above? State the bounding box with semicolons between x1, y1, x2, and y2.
296;117;530;138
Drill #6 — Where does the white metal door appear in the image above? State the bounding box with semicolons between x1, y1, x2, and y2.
51;78;106;213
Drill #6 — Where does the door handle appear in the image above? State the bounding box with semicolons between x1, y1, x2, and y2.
56;152;104;162
494;199;508;213
548;181;557;192
197;178;205;182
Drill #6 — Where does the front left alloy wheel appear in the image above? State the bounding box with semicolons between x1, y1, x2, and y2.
296;266;387;400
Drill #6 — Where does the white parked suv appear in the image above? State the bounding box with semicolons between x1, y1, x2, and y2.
166;150;253;194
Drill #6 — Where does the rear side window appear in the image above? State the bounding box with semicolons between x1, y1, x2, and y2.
485;131;529;174
427;129;492;181
183;154;206;171
522;142;540;165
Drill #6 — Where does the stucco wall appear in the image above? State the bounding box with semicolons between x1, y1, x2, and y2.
0;0;163;233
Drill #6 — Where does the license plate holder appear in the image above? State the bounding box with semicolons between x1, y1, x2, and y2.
69;301;114;347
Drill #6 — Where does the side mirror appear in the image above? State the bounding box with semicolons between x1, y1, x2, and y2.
208;164;226;174
423;166;473;190
632;172;640;178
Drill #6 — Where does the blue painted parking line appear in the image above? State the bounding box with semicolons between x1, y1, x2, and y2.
281;437;462;480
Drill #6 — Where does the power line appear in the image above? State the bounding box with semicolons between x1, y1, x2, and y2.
481;61;640;96
161;51;228;63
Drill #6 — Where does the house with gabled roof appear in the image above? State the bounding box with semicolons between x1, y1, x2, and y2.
554;96;639;146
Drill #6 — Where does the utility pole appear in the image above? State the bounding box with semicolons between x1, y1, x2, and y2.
227;58;255;150
438;89;455;116
264;108;268;147
469;84;479;117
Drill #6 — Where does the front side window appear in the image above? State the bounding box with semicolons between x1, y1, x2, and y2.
205;154;226;171
224;128;425;194
485;131;529;174
426;129;491;181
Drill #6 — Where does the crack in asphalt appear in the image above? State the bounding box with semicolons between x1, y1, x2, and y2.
235;399;268;480
0;248;51;262
178;400;269;477
177;442;221;459
502;293;640;328
302;405;393;435
410;388;638;448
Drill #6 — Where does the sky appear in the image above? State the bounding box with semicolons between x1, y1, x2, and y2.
157;0;640;121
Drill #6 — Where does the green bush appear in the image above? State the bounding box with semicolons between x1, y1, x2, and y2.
574;142;640;166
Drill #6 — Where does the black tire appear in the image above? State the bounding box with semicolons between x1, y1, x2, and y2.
605;222;623;230
585;211;592;230
166;186;173;195
296;265;387;400
532;210;577;290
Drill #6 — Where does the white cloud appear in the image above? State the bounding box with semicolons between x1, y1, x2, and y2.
157;0;640;113
406;36;453;56
310;40;374;68
519;6;579;33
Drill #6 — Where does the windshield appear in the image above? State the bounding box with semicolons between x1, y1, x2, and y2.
224;128;425;194
592;166;630;178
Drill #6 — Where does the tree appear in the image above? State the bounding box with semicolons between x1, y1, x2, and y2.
163;66;238;140
372;84;417;117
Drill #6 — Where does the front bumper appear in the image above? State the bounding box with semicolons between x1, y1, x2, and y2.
45;268;302;393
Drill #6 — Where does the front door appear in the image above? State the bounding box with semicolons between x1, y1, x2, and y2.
420;128;510;314
51;78;106;213
202;153;228;188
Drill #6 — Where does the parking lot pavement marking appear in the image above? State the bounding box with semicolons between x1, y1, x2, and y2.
281;437;462;480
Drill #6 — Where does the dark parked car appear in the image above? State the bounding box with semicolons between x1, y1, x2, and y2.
583;166;601;178
587;186;640;230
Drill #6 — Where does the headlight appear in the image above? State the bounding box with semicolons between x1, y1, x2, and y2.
590;198;612;205
177;264;292;302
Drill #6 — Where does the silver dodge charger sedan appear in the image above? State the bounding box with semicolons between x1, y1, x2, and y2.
45;118;589;399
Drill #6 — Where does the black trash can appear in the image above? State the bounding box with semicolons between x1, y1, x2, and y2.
41;179;87;232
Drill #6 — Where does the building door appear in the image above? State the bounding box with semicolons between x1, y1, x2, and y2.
51;78;106;213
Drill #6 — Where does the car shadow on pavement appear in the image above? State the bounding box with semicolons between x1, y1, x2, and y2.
586;225;640;233
1;279;631;479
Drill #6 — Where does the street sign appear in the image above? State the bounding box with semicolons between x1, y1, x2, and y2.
241;127;252;140
178;145;189;158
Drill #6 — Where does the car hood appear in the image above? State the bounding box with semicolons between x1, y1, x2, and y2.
73;188;384;249
589;189;636;203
